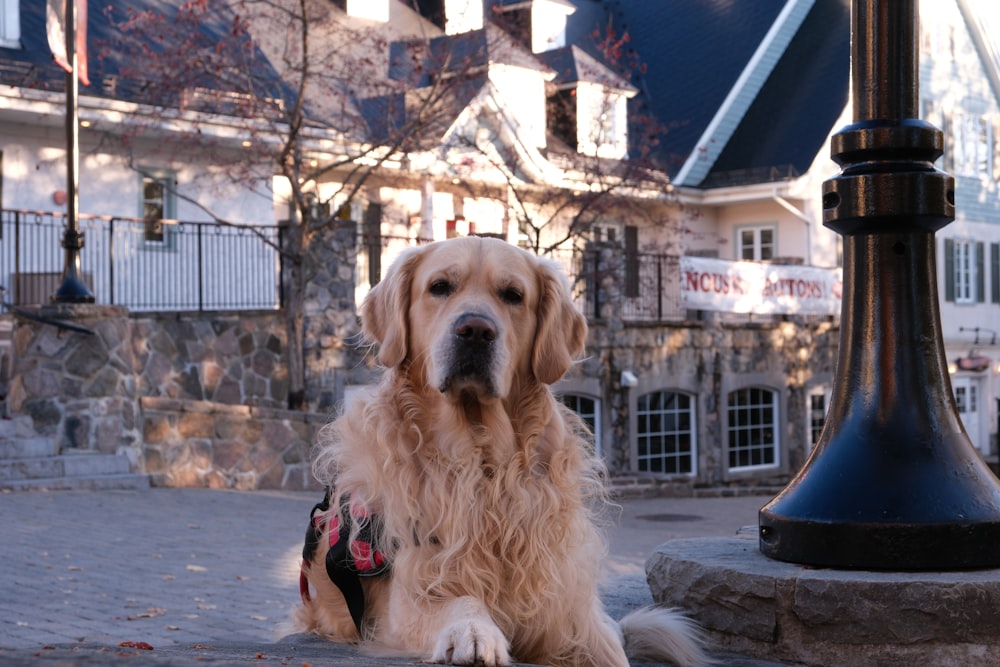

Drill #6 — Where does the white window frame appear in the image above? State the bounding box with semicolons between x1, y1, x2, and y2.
139;168;178;250
953;239;976;304
952;112;993;180
736;224;776;261
0;0;20;48
806;385;832;454
635;390;697;476
727;387;780;472
560;393;602;457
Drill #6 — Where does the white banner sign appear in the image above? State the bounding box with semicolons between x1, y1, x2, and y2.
680;256;842;315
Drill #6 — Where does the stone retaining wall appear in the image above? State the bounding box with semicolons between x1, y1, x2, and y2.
140;396;327;491
133;311;290;409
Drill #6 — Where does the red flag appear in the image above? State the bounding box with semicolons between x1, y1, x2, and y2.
46;0;90;86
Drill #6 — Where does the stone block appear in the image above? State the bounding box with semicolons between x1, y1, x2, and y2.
204;469;230;489
214;415;245;440
178;412;215;439
262;421;298;450
94;418;123;454
213;376;242;404
22;364;62;399
84;367;122;397
257;462;286;490
647;536;1000;666
65;339;111;378
143;445;165;473
214;439;249;470
233;471;258;491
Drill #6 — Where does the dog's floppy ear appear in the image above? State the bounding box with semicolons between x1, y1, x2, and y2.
360;246;422;368
532;258;587;384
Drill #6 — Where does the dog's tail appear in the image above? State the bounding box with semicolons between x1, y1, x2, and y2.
618;606;711;666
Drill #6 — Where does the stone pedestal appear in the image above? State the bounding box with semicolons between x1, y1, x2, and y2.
8;304;141;464
647;534;1000;666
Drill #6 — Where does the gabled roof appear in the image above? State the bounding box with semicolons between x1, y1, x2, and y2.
562;0;850;188
375;23;554;148
361;76;489;149
701;0;850;188
536;44;636;93
389;23;551;86
0;0;287;118
958;0;1000;107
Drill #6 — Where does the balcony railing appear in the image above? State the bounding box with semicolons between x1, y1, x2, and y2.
0;209;282;312
354;236;687;324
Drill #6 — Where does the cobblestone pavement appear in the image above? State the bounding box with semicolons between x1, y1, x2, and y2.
0;488;782;665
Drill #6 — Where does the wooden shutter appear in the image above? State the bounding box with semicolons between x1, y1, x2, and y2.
975;242;985;303
944;238;955;302
991;243;1000;304
624;225;639;298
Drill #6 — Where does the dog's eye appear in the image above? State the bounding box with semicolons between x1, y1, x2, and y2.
500;287;523;305
429;279;453;297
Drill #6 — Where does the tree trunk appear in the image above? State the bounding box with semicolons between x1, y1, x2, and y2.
283;223;307;411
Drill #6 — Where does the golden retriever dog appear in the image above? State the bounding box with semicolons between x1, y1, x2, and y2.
298;236;706;666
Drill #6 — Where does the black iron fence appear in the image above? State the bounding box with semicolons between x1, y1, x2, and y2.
353;236;685;324
0;209;282;312
568;247;685;323
621;252;684;322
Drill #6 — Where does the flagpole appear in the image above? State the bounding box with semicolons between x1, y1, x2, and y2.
54;0;95;303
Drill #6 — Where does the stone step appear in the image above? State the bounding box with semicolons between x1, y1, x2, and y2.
0;452;133;482
0;436;57;459
0;472;150;492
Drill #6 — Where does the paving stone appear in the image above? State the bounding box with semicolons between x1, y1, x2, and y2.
0;488;791;666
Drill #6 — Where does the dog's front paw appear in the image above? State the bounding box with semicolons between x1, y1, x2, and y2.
430;618;511;666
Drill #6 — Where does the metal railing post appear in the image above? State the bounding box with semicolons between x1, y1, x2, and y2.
108;218;115;305
197;222;204;312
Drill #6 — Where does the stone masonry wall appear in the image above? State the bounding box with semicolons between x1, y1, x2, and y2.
133;312;289;409
569;315;841;489
140;396;326;491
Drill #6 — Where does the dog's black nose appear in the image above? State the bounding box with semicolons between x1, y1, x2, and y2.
453;313;497;343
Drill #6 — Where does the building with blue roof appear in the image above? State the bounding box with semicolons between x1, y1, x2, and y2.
0;0;997;488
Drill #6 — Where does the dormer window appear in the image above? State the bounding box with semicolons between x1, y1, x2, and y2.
492;2;531;49
412;0;483;34
330;0;389;23
413;0;446;31
540;46;637;159
492;0;575;53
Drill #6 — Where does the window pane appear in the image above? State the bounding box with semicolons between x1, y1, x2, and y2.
727;387;779;471
636;390;696;475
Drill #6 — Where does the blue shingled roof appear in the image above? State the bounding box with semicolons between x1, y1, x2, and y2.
0;0;288;117
704;0;850;187
563;0;850;187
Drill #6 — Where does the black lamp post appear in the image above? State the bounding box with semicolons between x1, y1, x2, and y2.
53;0;95;304
759;0;1000;569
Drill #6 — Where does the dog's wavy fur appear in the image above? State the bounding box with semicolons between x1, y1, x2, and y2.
299;237;707;666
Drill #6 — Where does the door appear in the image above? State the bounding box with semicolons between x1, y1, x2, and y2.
953;376;984;453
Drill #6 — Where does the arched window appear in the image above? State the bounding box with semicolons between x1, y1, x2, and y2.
727;387;779;470
636;391;696;475
560;393;602;456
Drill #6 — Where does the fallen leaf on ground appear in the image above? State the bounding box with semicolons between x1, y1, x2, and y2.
126;608;166;621
118;641;154;650
186;564;207;573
